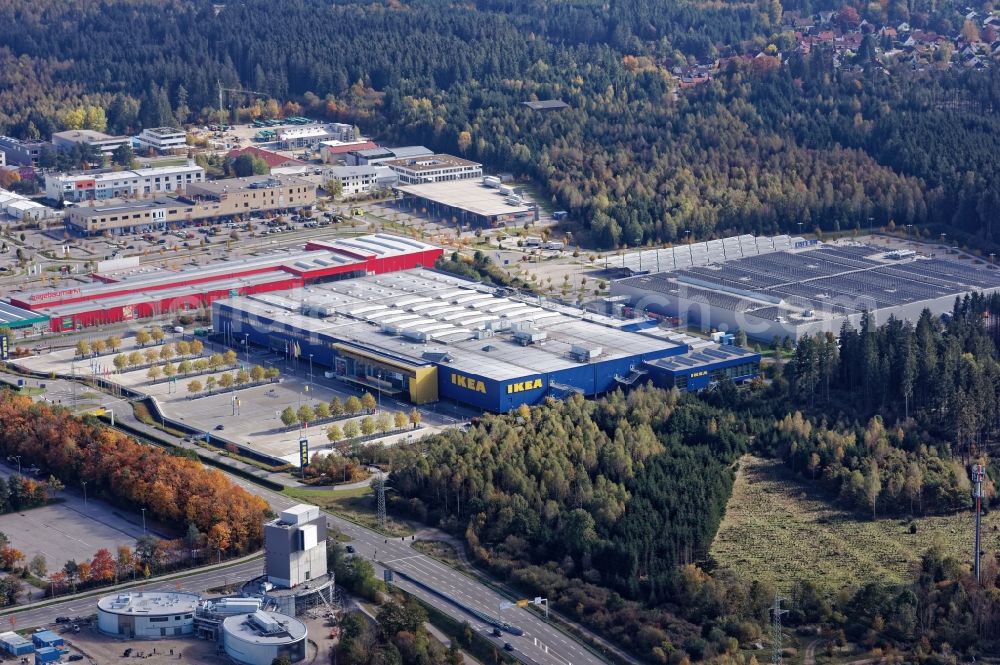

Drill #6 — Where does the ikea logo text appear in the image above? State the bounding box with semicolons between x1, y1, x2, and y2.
452;373;486;393
507;379;543;394
690;370;708;378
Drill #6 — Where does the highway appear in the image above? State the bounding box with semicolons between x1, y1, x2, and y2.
225;475;608;665
0;369;613;665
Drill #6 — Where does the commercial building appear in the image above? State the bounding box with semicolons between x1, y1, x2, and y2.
394;178;537;228
346;145;433;166
45;163;205;203
264;504;327;588
0;137;51;166
8;234;441;331
0;301;49;331
324;165;380;196
0;189;57;221
212;268;758;411
52;129;129;156
611;241;1000;341
136;127;187;154
319;140;378;163
97;591;201;638
221;611;307;665
385;154;482;184
277;123;356;150
63;174;315;235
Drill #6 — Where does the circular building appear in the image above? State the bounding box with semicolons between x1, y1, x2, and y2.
97;591;201;639
221;610;307;665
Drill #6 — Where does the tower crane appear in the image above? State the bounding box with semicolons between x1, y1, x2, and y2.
217;81;269;121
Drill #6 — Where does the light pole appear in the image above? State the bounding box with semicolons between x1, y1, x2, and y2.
308;354;313;385
141;507;147;535
243;333;249;364
81;481;87;510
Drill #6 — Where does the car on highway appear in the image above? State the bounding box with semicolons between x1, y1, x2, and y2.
492;628;502;637
504;643;514;652
214;424;225;431
55;616;70;623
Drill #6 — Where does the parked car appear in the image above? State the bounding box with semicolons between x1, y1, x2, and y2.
345;545;355;553
55;616;71;624
214;424;225;431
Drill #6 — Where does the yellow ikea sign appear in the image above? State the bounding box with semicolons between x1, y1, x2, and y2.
451;373;487;393
690;370;708;378
507;378;543;394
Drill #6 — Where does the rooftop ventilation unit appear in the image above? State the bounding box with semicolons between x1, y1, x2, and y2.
511;321;547;346
570;344;602;362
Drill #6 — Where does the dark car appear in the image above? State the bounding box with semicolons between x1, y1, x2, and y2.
55;616;70;623
504;643;514;652
345;545;355;553
492;628;502;637
68;656;84;661
214;424;225;431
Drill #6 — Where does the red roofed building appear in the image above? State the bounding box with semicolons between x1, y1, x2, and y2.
227;146;306;170
320;140;378;163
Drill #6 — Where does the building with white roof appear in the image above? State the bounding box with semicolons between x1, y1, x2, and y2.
45;162;205;202
136;127;187;154
221;611;307;665
97;591;201;638
212;267;759;410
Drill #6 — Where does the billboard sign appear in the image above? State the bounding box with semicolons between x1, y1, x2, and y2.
299;437;309;469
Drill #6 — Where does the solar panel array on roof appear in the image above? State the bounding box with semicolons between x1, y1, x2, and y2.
615;242;1000;320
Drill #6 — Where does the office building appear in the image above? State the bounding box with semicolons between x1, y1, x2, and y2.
45;163;205;202
385;154;482;185
52;130;129;156
136;127;187;154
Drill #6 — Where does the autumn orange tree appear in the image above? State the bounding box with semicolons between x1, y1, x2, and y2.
0;392;269;554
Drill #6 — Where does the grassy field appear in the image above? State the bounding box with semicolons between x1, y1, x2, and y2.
710;455;997;592
283;485;414;537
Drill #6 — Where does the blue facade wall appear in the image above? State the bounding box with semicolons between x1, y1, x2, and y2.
644;353;761;392
213;305;745;410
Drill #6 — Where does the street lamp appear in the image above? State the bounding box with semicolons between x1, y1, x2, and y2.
308;354;314;385
141;507;147;535
243;333;249;363
81;481;87;510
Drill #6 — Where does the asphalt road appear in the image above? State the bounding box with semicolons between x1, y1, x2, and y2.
2;370;609;665
2;557;264;630
223;476;606;665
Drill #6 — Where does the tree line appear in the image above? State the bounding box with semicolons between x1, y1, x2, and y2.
0;391;270;555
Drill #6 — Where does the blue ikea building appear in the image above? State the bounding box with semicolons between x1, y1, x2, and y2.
212;269;760;412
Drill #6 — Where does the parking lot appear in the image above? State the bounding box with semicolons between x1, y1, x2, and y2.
0;484;155;570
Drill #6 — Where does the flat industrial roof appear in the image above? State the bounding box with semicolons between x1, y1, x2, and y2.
36;272;291;317
222;611;306;644
220;268;681;381
646;344;758;372
384;154;479;172
394;180;535;217
0;301;48;327
188;174;313;195
97;591;200;616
